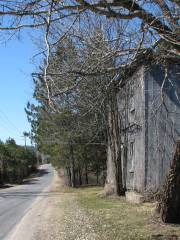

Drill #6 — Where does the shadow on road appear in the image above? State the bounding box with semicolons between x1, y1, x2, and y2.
0;184;14;189
22;168;50;185
0;168;50;189
0;168;57;199
32;168;50;177
0;190;61;199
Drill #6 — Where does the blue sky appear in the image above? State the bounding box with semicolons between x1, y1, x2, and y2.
0;31;39;146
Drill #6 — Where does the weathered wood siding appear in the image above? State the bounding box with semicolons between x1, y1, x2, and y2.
117;64;180;193
117;66;146;192
145;65;180;191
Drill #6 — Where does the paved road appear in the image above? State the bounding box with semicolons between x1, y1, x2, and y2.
0;164;54;240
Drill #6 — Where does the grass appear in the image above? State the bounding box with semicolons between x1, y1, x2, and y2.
65;186;180;240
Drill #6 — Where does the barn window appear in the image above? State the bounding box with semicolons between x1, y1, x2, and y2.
130;98;135;113
129;141;135;173
130;142;134;156
129;98;135;124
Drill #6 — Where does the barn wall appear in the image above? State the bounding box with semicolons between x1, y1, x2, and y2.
145;64;180;191
106;63;180;196
117;66;146;192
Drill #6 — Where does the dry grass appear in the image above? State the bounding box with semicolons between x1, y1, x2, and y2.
64;186;180;240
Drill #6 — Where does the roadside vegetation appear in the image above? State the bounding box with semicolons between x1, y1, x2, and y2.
62;186;180;240
0;138;37;185
25;30;109;188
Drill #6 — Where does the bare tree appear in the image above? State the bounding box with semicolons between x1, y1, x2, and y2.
0;1;179;55
0;0;179;106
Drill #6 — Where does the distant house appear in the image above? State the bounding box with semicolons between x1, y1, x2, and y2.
117;62;180;195
102;56;180;200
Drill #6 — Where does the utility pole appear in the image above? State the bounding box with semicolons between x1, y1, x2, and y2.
22;131;29;149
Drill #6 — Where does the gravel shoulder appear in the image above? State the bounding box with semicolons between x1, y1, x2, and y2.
7;170;99;240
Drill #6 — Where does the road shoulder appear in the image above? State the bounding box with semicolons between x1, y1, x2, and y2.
7;170;99;240
7;169;56;240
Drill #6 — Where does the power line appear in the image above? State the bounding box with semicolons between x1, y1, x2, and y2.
0;109;22;133
0;117;22;138
0;109;31;133
0;109;30;142
0;118;19;135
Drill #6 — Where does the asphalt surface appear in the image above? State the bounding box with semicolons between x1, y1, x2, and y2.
0;164;54;240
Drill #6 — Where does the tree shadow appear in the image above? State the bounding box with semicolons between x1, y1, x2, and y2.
0;190;61;199
0;167;55;199
0;168;50;189
21;168;50;185
151;234;179;240
0;184;14;189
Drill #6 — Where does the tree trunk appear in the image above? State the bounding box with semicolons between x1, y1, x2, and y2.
66;167;71;186
104;88;124;196
158;140;180;223
85;164;88;185
78;166;82;185
70;163;75;187
96;164;99;185
70;142;76;188
102;163;106;185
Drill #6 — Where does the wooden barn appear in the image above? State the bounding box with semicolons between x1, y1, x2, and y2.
105;59;180;202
